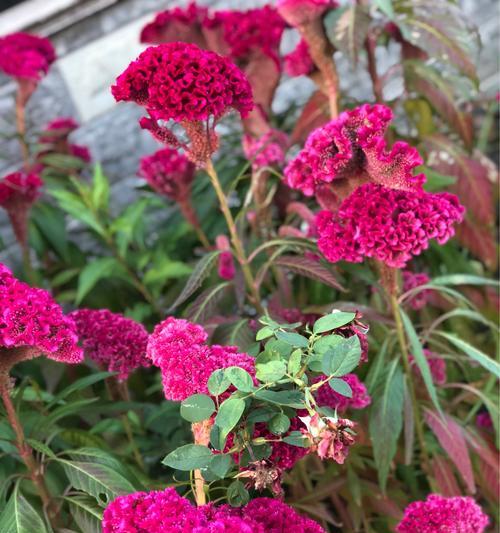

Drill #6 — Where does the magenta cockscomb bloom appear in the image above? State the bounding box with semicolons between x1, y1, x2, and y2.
402;270;431;310
476;411;493;430
147;317;255;401
313;373;371;412
0;33;56;81
284;104;425;198
242;129;289;171
316;184;464;268
0;264;82;368
70;309;150;381
216;235;235;281
410;349;446;386
284;39;315;77
139;148;196;202
396;494;489;533
39;117;79;142
0;172;43;246
38;117;91;166
277;0;338;27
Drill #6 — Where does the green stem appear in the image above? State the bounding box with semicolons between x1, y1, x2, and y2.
205;161;265;315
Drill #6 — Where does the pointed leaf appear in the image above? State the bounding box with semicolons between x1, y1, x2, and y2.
274;255;345;291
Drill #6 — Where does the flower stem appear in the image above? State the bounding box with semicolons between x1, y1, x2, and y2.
205;160;265;315
365;33;383;103
15;87;30;170
191;420;212;506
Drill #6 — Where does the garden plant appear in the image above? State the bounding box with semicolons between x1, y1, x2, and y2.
0;0;498;531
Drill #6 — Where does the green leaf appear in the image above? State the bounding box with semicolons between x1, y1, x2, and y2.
256;326;274;341
288;349;303;376
30;202;69;261
255;360;287;383
25;438;56;459
374;0;394;18
0;484;48;533
275;330;309;348
322;335;362;377
283;431;311;448
369;361;404;491
180;394;215;422
437;332;500;378
329;377;353;398
254;390;305;409
76;258;124;304
431;274;500;287
215;398;246;438
207;369;231;397
162;444;213;471
401;310;443;416
313;311;356;334
65;494;103;533
48;371;115;406
227;480;249;507
91;164;109;210
208;454;233;479
268;413;291;435
225;367;254;393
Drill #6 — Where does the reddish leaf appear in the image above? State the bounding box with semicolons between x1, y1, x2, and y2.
432;455;461;496
290;91;330;145
424;409;475;494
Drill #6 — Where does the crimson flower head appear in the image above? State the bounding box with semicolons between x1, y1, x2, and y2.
139;148;195;202
313;373;371;412
242;129;289;171
396;494;489;533
215;235;235;281
0;172;43;246
284;38;315;77
285;104;425;199
277;0;338;27
39;117;79;143
111;42;253;164
0;33;55;81
402;270;431;310
0;264;83;370
409;349;446;385
70;309;150;381
316;183;465;268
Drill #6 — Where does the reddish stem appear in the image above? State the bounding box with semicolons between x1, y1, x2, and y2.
365;34;383;102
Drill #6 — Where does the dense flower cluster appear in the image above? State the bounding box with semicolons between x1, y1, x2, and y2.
316;184;465;268
277;0;338;27
139;148;196;202
0;33;56;80
146;317;254;401
402;270;431;310
111;42;253;123
410;349;446;385
284;39;315;77
70;309;150;381
103;488;325;533
313;373;371;412
284;104;425;197
0;264;82;365
396;494;489;533
242;129;288;171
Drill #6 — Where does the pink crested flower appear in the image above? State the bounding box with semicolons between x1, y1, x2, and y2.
38;117;91;166
396;494;489;533
476;411;493;430
284;39;315;77
0;263;83;367
0;33;55;81
39;117;79;142
409;349;446;385
111;43;253;163
277;0;338;27
0;172;43;246
139;148;196;202
146;317;255;401
216;235;235;281
402;270;431;310
284;104;425;198
242;129;289;171
70;309;150;381
69;144;91;163
316;183;465;268
313;373;371;412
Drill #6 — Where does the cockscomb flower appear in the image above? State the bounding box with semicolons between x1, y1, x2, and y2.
146;317;254;401
39;117;79;142
0;172;43;246
70;309;150;381
313;374;371;412
410;349;446;385
402;270;431;310
284;104;425;198
396;494;489;533
284;39;315;77
216;235;235;281
476;411;493;430
111;42;253;164
242;129;289;171
277;0;338;27
316;183;465;268
139;148;196;202
0;264;82;370
0;33;56;81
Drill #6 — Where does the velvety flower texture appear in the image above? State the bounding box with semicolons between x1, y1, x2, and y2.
313;373;371;412
316;183;465;268
242;129;289;171
402;270;431;310
139;148;196;202
70;309;150;381
103;488;325;533
396;494;489;533
0;264;82;365
146;317;255;401
284;104;425;198
111;42;253;123
284;39;315;77
0;33;56;80
277;0;338;27
410;349;446;386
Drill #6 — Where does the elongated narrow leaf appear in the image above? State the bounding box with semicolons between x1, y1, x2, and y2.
92;164;109;211
431;274;499;287
48;371;115;406
432;456;462;497
401;310;443;416
274;256;345;291
77;258;125;304
0;485;48;533
187;282;230;323
65;494;103;533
